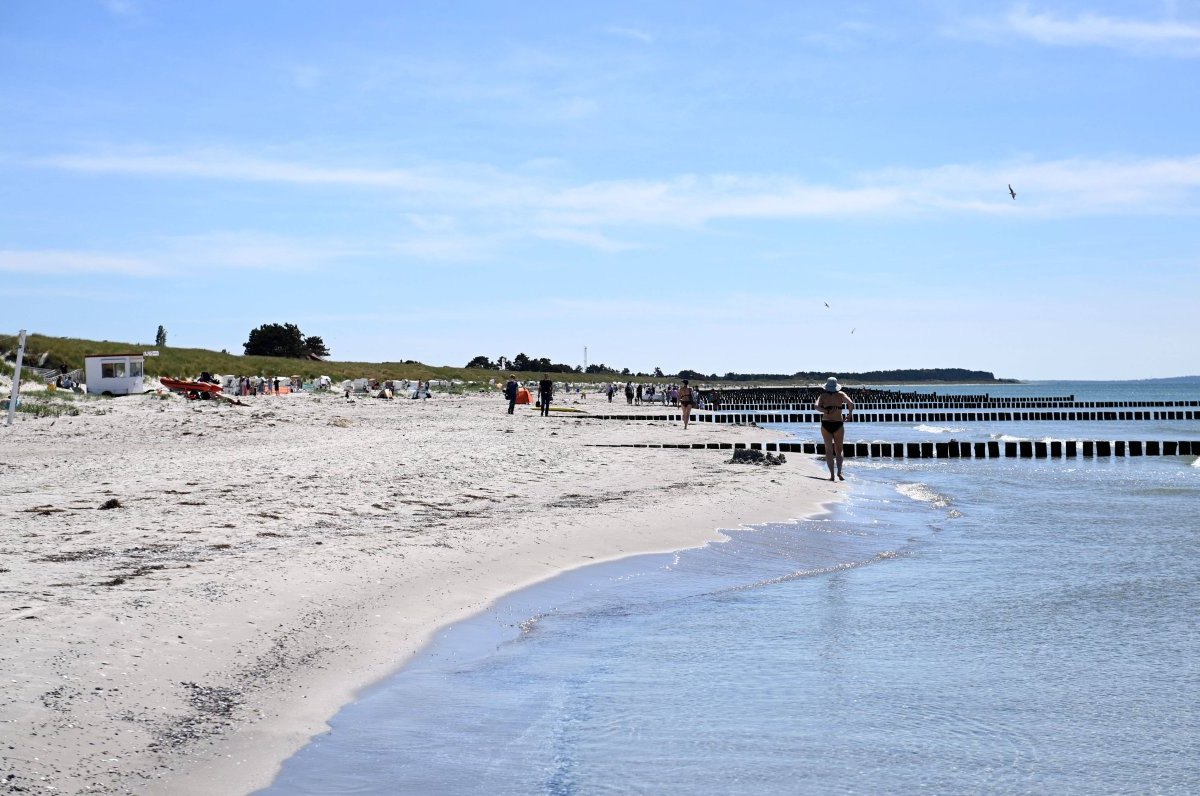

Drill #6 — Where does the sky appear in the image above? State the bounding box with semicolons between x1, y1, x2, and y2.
2;1;1198;380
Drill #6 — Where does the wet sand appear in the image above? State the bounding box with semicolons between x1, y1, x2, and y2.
0;387;841;794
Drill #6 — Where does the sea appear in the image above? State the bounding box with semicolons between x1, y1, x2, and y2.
259;380;1200;796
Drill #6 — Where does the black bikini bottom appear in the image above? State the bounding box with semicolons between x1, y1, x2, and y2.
821;420;844;433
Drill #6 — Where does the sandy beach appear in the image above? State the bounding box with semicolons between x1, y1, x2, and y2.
1;387;838;795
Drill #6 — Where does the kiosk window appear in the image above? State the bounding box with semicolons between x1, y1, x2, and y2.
129;360;143;378
101;362;127;379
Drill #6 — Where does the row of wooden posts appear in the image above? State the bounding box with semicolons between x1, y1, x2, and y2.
593;440;1200;458
712;399;1200;411
588;410;1200;423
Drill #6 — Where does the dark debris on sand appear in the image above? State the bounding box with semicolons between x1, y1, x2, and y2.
728;449;787;466
146;682;245;751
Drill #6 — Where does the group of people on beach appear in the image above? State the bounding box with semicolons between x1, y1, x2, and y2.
234;375;289;396
616;382;695;407
503;374;554;417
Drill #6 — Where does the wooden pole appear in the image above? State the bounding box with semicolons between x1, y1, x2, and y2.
6;329;26;427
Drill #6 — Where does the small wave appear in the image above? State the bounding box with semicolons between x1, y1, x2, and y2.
896;482;953;509
1192;457;1200;468
915;424;966;434
991;433;1027;442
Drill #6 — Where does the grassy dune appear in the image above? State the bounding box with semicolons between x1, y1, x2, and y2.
0;332;604;384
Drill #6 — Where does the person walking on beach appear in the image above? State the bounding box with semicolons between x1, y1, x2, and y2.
504;376;518;414
814;376;855;481
538;374;553;417
678;379;694;429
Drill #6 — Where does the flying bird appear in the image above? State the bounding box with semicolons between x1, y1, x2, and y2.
1008;184;1016;200
824;301;830;308
851;328;856;334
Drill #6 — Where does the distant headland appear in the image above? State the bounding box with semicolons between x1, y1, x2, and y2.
707;368;1017;384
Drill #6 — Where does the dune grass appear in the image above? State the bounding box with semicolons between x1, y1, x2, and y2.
0;332;640;385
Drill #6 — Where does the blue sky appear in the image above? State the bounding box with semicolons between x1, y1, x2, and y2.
2;1;1198;379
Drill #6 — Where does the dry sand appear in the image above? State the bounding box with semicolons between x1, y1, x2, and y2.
1;387;842;794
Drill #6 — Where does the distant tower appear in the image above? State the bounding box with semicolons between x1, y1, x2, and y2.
584;346;588;372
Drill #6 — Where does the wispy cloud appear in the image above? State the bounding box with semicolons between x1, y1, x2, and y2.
101;0;139;18
286;64;324;89
553;97;600;120
952;4;1200;56
0;284;137;301
32;148;1200;239
0;249;161;276
869;155;1200;213
0;231;374;280
40;151;440;191
164;231;370;271
534;228;641;253
602;26;654;45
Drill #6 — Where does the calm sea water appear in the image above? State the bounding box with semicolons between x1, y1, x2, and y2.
261;380;1200;796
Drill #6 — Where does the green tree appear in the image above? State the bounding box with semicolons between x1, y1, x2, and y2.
304;335;330;358
244;323;307;358
466;355;495;369
155;325;167;347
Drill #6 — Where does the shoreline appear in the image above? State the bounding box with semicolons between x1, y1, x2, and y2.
0;390;841;795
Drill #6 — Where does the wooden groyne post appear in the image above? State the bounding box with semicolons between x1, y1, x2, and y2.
590;440;1197;458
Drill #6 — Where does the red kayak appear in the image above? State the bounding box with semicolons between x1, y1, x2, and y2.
160;377;223;397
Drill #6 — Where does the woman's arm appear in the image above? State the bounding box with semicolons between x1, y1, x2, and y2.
842;392;855;416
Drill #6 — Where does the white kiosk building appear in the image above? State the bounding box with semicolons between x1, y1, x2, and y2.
84;353;146;396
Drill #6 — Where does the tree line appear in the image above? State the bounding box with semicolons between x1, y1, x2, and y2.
180;327;1008;384
466;354;680;377
468;359;1008;383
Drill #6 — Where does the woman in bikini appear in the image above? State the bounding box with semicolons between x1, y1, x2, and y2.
678;379;694;429
814;376;854;481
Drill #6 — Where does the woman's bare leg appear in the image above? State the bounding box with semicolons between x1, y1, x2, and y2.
820;428;836;480
682;405;691;429
834;427;846;480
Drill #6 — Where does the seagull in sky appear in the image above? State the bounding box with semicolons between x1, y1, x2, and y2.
824;301;830;308
1008;184;1017;200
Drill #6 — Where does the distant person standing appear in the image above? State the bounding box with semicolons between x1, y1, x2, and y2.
814;376;855;481
625;382;634;405
635;383;643;405
504;376;518;414
538;374;553;417
678;379;695;429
